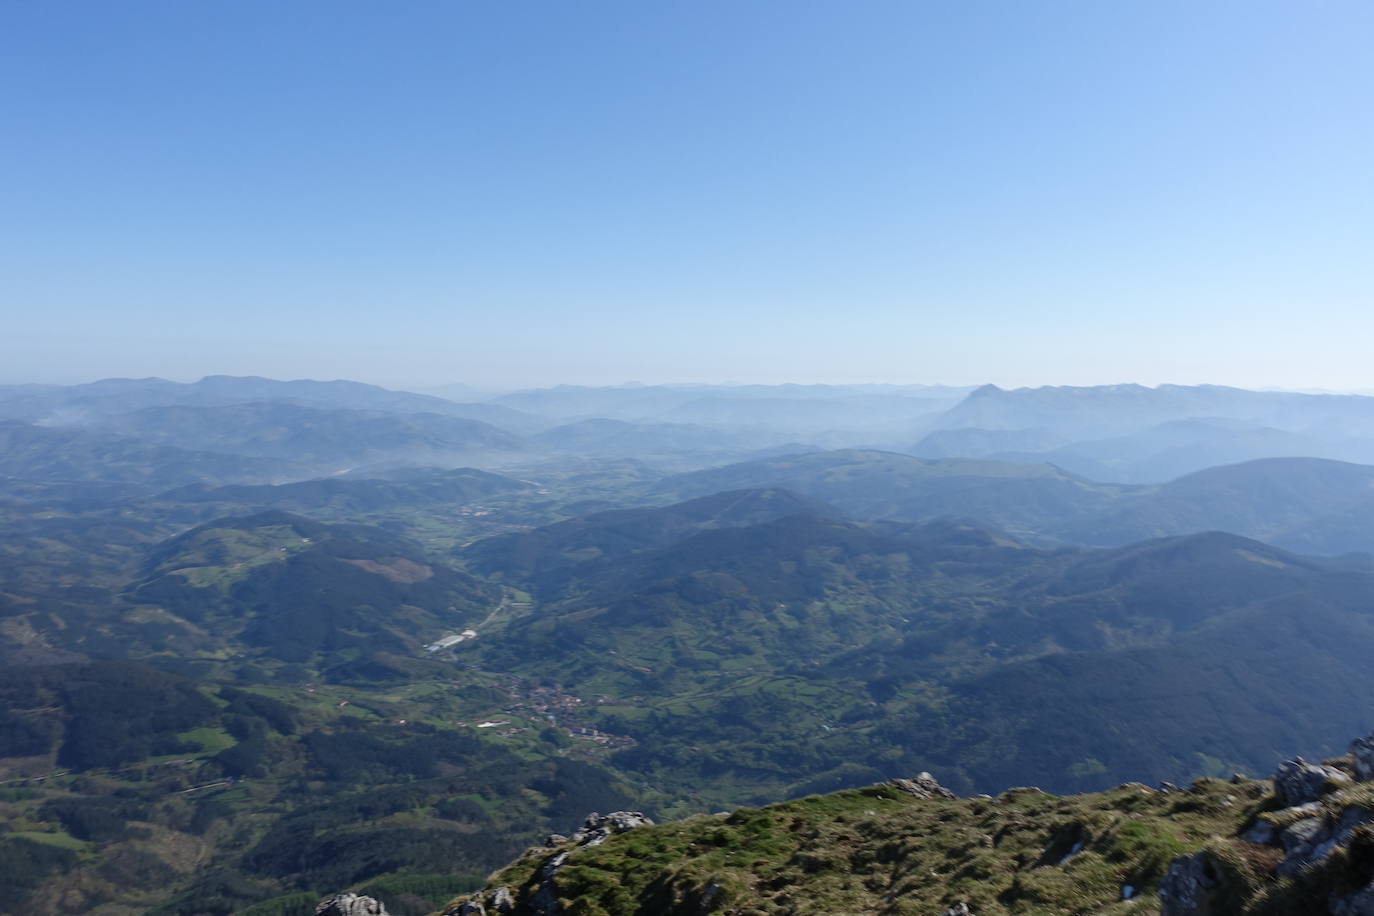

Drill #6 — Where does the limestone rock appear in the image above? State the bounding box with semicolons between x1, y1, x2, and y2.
1353;733;1374;782
569;811;654;848
1159;852;1219;916
316;895;390;916
941;904;974;916
440;887;512;915
530;850;570;915
488;886;515;913
1273;757;1351;807
1276;807;1374;878
1280;817;1327;852
1276;816;1331;876
887;772;956;800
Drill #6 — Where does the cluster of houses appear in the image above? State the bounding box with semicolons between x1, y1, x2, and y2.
566;726;636;748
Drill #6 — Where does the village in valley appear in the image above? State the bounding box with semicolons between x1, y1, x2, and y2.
453;677;637;750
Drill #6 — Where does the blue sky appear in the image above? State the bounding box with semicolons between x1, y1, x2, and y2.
3;1;1371;389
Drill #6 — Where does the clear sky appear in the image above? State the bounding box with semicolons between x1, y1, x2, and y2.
3;1;1371;390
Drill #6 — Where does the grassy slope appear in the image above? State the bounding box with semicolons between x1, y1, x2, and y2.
448;777;1268;915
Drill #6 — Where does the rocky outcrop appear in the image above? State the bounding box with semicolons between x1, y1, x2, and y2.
1158;851;1220;916
1329;824;1374;915
316;895;389;916
887;772;956;800
941;904;974;916
1160;731;1374;914
1238;734;1374;880
1276;806;1374;878
1273;757;1351;807
453;887;514;915
529;851;570;915
489;886;515;913
445;812;654;915
1276;814;1331;876
524;812;655;912
1354;734;1374;782
568;810;654;848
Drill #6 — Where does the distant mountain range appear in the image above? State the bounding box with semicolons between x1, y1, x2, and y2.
465;487;831;581
158;467;535;517
1056;456;1374;554
15;376;1374;487
486;382;974;423
0;419;286;497
0;375;533;426
917;384;1374;482
652;448;1125;541
530;418;785;458
936;383;1374;437
91;402;526;466
651;449;1374;556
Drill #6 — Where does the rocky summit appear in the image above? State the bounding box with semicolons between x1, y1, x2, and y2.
407;733;1374;915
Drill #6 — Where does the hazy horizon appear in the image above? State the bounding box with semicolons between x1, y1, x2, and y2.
7;372;1374;401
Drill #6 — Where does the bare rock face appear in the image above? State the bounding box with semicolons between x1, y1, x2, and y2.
488;886;516;913
1159;852;1221;916
887;772;957;800
568;810;655;848
450;887;514;915
1279;807;1374;878
1273;757;1351;807
530;851;571;915
1276;817;1331;877
1353;733;1374;782
316;894;390;916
